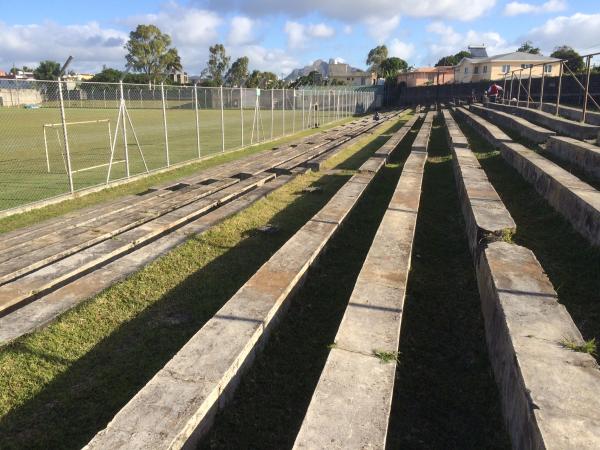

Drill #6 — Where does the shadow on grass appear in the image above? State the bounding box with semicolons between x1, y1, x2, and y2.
0;119;407;450
457;117;600;361
386;115;510;449
198;118;419;450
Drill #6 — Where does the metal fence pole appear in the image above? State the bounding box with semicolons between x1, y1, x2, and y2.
516;70;522;107
526;66;532;108
292;90;296;134
57;79;75;193
282;88;286;135
539;68;546;110
302;90;305;130
555;62;564;115
240;87;244;147
161;82;170;166
220;86;225;152
270;89;274;140
582;55;592;123
502;74;507;103
120;81;130;177
194;84;201;158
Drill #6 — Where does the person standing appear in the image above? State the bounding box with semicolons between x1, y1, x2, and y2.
487;82;503;103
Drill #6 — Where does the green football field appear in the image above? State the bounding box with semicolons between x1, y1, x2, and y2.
0;105;340;211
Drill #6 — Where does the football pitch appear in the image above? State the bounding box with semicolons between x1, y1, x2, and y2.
0;105;336;211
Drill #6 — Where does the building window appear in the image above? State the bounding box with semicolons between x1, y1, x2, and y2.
464;67;469;74
501;64;511;73
544;64;552;73
521;64;532;69
483;65;488;73
474;66;479;74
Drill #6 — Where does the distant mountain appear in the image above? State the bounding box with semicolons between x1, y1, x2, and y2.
285;58;364;81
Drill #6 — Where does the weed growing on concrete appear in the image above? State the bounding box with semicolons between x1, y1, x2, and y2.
560;338;597;356
372;349;400;364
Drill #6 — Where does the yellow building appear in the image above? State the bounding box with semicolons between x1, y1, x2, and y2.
454;50;560;84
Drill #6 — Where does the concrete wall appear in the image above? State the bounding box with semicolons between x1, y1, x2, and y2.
0;88;42;106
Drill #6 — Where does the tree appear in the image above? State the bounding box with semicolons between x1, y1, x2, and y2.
551;46;585;73
379;57;409;78
225;56;249;87
206;43;231;86
517;41;541;55
124;24;182;83
435;50;471;67
366;45;388;77
33;60;61;80
90;67;122;83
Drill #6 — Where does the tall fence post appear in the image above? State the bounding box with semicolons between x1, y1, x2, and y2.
194;83;201;159
526;66;532;108
302;90;305;130
270;88;274;140
282;88;286;136
120;80;130;177
161;82;170;166
555;62;564;116
509;72;514;104
292;89;296;134
57;79;75;193
582;55;592;123
240;87;244;147
539;67;546;111
516;70;522;108
220;86;225;152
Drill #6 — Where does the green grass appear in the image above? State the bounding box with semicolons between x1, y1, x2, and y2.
386;115;510;449
560;338;597;356
0;105;343;211
372;350;400;364
0;114;353;234
0;112;409;450
455;116;600;364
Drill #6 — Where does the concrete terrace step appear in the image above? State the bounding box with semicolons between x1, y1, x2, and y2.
446;108;600;449
477;241;600;449
84;119;414;450
546;136;600;181
487;102;600;141
442;109;516;256
0;174;275;314
534;102;600;127
471;103;556;144
455;106;600;246
293;118;427;450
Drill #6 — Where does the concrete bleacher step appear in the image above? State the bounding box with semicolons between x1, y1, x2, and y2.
487;102;600;141
471;103;556;144
293;114;430;449
546;135;600;181
533;102;600;127
84;117;414;450
443;108;600;449
442;109;516;256
454;106;600;247
0;173;275;315
0;179;240;284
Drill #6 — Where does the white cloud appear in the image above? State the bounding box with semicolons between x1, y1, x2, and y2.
307;23;334;38
343;25;353;34
238;45;299;75
202;0;496;22
364;15;400;43
504;0;567;16
388;38;415;60
525;13;600;54
228;16;256;46
284;21;335;49
424;21;512;66
0;20;127;72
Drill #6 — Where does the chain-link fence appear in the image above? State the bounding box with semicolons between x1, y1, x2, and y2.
0;79;376;213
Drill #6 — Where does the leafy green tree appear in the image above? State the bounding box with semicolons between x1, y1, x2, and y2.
90;67;123;83
225;56;249;87
366;45;388;77
379;57;409;78
206;43;231;86
551;45;585;73
435;50;471;67
517;41;541;54
245;70;262;88
124;24;181;83
33;60;61;80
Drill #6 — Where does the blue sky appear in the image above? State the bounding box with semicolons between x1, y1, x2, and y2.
1;0;599;76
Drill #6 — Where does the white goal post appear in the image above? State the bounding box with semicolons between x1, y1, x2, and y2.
42;119;119;174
